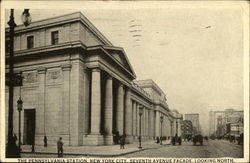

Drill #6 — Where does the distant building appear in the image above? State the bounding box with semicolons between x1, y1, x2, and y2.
209;109;243;137
185;113;200;134
181;120;193;138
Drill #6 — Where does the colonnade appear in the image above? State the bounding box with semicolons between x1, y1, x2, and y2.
89;68;133;144
86;68;179;144
131;101;155;140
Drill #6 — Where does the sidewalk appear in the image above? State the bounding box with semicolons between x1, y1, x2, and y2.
21;140;171;157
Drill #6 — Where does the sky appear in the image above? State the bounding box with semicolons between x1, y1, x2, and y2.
4;1;247;135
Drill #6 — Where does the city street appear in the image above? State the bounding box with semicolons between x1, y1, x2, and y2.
21;139;243;158
123;140;243;158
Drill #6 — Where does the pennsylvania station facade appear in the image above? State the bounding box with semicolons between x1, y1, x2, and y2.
5;12;182;146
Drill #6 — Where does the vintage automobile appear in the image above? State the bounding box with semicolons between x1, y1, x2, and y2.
193;134;203;146
171;135;182;146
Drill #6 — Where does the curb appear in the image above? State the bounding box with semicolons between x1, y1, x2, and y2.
21;148;146;157
20;145;167;157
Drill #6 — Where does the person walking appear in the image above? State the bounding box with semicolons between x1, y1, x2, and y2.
57;137;64;157
120;135;125;149
43;136;47;147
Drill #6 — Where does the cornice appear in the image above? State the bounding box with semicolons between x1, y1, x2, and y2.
5;41;86;59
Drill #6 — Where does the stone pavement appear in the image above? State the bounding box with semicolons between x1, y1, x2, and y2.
21;140;171;157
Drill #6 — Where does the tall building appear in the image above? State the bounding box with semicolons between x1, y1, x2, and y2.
185;113;200;134
5;12;181;146
209;109;243;137
181;120;193;138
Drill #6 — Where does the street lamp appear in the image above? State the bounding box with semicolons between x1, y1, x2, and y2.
170;121;173;138
138;105;143;149
17;97;23;152
160;116;164;145
176;121;178;136
6;9;31;158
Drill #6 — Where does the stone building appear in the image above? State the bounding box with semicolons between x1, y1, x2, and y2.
185;113;200;134
181;120;193;138
209;109;243;137
5;12;181;146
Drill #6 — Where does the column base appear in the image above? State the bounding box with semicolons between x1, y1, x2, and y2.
35;135;44;146
133;136;138;141
125;135;133;144
103;135;114;145
83;134;103;145
35;134;70;146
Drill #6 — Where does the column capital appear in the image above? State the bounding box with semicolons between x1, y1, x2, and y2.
117;82;124;88
106;75;112;80
61;64;72;71
37;67;47;74
92;68;101;72
125;87;131;92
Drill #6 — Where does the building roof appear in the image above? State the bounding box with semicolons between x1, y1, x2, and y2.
6;11;137;78
6;12;113;46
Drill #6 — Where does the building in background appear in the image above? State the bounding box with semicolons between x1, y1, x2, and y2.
209;109;243;138
185;113;200;135
181;120;193;139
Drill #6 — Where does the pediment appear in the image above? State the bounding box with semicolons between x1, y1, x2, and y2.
103;46;136;77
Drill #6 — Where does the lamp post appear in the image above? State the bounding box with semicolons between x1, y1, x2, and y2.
17;97;23;152
138;106;143;149
160;116;164;145
176;121;178;136
6;9;31;158
170;121;173;138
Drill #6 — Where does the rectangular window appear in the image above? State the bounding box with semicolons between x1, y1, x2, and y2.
27;36;34;49
51;31;59;45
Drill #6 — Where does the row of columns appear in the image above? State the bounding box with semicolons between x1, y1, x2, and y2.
131;101;155;138
87;67;180;143
90;68;132;141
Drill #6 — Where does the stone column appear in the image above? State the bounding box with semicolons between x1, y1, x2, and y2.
142;106;145;137
104;76;113;145
86;68;103;145
36;67;46;145
145;108;147;137
146;108;149;137
136;103;139;137
61;64;71;136
132;101;136;137
148;109;152;138
91;68;101;134
163;115;166;137
116;83;124;135
125;88;132;143
155;111;160;137
170;121;173;137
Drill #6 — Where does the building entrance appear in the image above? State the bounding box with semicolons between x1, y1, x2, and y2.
24;109;36;145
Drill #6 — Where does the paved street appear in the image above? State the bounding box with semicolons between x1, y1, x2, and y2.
123;140;243;158
21;139;243;158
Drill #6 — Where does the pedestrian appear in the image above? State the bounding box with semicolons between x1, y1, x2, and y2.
44;136;47;147
156;137;160;144
57;137;64;157
120;135;125;149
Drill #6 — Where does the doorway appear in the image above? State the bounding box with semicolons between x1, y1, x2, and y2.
23;109;36;145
